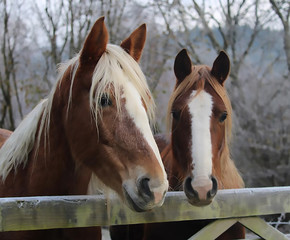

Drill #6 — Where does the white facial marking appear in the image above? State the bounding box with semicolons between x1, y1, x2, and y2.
122;81;167;180
188;90;213;180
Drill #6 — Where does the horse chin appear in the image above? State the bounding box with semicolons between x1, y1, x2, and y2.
185;187;214;206
123;188;149;212
122;185;165;212
187;198;213;206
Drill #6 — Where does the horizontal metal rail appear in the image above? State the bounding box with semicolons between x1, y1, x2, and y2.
0;187;289;232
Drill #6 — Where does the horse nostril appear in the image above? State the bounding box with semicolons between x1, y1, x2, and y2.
184;176;199;199
207;176;218;199
138;177;153;199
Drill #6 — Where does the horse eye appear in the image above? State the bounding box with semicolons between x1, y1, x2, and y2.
171;110;181;120
219;112;227;123
99;94;112;107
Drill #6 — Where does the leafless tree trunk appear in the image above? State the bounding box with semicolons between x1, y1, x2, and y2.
0;0;24;130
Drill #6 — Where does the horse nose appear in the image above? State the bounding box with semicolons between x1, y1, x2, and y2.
184;175;218;206
138;177;167;205
138;177;152;200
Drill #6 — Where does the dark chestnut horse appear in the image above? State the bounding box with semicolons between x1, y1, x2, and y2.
110;50;245;240
0;17;168;240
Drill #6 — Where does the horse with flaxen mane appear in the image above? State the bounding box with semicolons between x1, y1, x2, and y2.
110;50;245;240
0;17;168;240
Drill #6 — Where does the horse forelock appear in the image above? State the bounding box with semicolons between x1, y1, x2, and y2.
167;65;232;137
89;44;155;126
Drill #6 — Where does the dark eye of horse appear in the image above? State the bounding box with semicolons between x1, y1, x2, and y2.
171;110;181;120
219;112;227;123
99;94;112;107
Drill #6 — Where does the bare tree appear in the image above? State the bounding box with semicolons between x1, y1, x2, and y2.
33;0;142;86
269;0;290;73
35;0;68;66
33;0;69;88
153;0;274;84
99;0;130;43
66;0;95;58
0;0;25;129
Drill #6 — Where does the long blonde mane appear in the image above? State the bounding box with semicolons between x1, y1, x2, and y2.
167;65;244;189
0;44;155;181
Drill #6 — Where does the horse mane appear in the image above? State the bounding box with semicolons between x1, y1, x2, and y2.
166;65;244;189
0;100;48;180
89;44;155;124
0;44;155;181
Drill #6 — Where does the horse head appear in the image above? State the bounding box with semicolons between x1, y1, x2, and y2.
169;49;232;206
57;17;168;211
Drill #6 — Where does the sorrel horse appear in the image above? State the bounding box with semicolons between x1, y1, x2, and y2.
110;50;245;239
0;17;168;240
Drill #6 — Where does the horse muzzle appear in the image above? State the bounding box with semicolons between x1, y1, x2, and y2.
184;175;218;206
123;177;168;212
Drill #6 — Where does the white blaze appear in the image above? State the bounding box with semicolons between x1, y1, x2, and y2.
188;90;213;180
122;81;167;188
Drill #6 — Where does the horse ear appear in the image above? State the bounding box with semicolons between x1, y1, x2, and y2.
211;51;230;85
121;24;146;62
174;49;192;85
80;16;108;65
